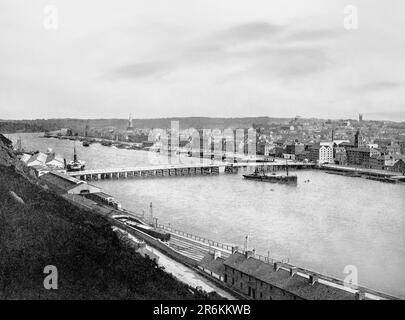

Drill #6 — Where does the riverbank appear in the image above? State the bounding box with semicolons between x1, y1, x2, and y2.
5;132;405;298
0;134;220;299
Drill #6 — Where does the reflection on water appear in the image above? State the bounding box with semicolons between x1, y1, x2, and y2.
7;133;405;298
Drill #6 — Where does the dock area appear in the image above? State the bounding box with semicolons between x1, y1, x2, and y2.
67;161;314;181
321;164;405;183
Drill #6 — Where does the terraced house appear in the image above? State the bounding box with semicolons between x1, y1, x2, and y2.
222;251;358;300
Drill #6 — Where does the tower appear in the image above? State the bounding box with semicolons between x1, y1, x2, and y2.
359;114;363;122
354;130;363;148
149;202;153;225
127;113;133;130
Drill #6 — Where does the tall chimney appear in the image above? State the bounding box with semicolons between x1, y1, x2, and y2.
214;251;221;260
355;291;365;300
273;262;282;272
309;274;319;285
149;202;153;225
244;235;249;252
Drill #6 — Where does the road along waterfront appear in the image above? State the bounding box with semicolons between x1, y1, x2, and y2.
7;133;405;298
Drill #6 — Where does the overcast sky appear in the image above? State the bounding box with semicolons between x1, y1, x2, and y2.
1;0;404;120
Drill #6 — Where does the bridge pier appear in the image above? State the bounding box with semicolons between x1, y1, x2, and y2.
224;165;238;174
67;163;314;181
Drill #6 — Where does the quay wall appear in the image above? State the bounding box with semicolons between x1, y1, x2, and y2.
109;218;198;267
61;191;399;300
319;164;400;177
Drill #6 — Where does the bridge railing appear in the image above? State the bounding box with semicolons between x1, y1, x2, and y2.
157;223;234;252
137;222;397;299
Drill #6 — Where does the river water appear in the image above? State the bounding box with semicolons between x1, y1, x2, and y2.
7;133;405;298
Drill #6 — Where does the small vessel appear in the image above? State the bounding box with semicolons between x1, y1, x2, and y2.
101;140;112;146
66;145;85;172
115;143;130;149
243;161;297;185
82;140;90;147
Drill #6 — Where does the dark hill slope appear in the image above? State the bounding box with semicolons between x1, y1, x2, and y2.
0;135;217;299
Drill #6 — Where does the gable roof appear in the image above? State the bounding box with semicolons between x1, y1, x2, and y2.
40;171;84;193
20;154;32;163
223;252;355;300
28;152;47;164
45;153;64;164
199;253;226;275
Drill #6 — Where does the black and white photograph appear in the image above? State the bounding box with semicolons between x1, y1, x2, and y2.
0;0;404;309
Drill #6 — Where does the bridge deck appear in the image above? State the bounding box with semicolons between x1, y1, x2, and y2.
67;161;314;176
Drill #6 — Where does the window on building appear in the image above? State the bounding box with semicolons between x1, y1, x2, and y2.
232;278;235;285
240;282;243;289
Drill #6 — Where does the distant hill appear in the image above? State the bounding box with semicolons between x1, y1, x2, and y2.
0;117;293;133
3;115;403;134
363;111;405;123
131;117;292;129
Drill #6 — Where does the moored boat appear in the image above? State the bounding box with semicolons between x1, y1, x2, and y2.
66;145;85;172
101;140;112;146
243;160;297;185
243;172;297;185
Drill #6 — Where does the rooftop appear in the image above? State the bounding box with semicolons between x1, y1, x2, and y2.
346;147;371;153
223;252;355;300
28;152;47;164
40;171;85;193
199;252;226;276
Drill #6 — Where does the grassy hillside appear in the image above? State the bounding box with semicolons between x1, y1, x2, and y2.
0;135;219;299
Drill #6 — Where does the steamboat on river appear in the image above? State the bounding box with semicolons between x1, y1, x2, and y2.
243;161;297;185
66;145;86;172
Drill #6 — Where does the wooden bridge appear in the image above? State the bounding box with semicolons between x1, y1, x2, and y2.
67;161;315;181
